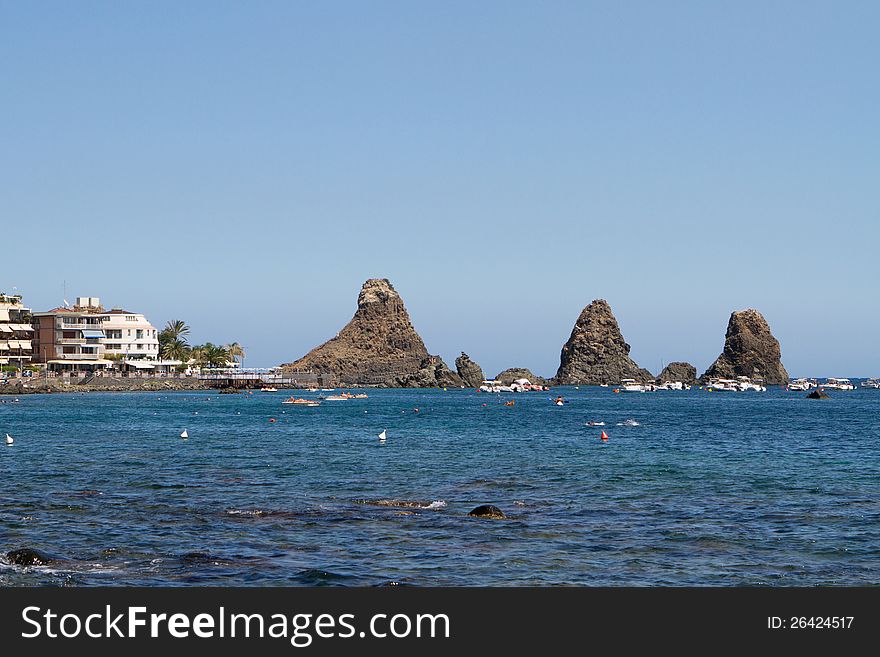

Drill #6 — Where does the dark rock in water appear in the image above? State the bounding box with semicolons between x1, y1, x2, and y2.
455;352;485;388
656;362;697;385
396;356;464;388
180;552;224;565
700;309;789;385
281;278;436;387
467;504;506;519
495;368;548;386
554;299;654;385
6;548;53;566
807;389;830;399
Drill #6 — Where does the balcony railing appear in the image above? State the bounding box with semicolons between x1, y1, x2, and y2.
59;337;86;344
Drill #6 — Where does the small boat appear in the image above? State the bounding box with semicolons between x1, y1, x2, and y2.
619;379;650;393
324;395;349;401
863;378;880;389
282;397;321;405
320;388;335;391
822;377;855;390
180;429;188;439
353;393;369;399
788;378;816;392
586;421;605;426
260;387;277;392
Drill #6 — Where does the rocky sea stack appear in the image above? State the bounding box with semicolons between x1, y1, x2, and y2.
700;309;789;385
554;300;653;385
282;279;448;386
656;361;697;385
495;368;548;386
455;352;485;388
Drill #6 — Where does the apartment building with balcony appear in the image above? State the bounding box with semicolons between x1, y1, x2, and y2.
32;296;163;372
0;291;34;368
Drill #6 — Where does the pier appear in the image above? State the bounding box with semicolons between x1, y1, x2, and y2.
196;368;323;389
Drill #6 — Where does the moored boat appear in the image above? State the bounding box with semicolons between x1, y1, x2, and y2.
822;378;855;390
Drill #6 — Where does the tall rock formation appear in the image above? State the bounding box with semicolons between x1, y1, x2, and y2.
656;362;697;385
554;299;653;385
282;279;431;386
455;352;485;388
700;309;789;385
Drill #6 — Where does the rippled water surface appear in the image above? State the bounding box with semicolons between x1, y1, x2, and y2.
1;387;878;586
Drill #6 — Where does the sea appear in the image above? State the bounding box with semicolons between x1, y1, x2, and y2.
1;386;878;586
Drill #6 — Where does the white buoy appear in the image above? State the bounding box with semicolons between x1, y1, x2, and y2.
378;429;386;442
180;429;188;439
5;434;13;445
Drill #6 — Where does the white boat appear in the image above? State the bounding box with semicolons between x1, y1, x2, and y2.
822;378;855;390
706;378;739;391
735;377;766;392
656;381;689;391
260;387;277;392
863;378;880;389
619;379;651;393
788;378;816;392
479;380;503;393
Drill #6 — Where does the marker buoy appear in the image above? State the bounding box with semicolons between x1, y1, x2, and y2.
269;418;277;423
5;433;13;445
600;431;609;442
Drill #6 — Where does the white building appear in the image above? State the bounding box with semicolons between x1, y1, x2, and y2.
33;297;174;372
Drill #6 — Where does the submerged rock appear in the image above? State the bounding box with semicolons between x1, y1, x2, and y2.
467;504;506;519
455;352;485;388
495;368;548;386
656;362;697;385
554;299;653;385
807;389;830;399
6;548;54;566
700;309;789;385
281;279;434;386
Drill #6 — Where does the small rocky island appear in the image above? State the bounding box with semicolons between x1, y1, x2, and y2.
281;278;458;387
700;309;789;385
656;361;697;386
554;299;654;385
455;352;485;388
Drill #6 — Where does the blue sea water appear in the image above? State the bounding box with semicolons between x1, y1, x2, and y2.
1;386;878;586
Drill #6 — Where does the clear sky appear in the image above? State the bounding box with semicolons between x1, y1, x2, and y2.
2;1;877;377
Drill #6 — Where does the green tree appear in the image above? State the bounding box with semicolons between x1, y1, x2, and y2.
224;342;245;366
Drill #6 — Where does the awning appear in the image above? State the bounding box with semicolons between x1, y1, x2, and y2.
8;324;33;332
0;325;13;333
82;329;104;338
6;340;32;350
48;359;113;365
0;308;9;322
125;360;156;369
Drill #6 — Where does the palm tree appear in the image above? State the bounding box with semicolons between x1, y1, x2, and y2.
163;320;190;340
204;343;231;368
159;319;191;361
189;345;207;369
224;342;245;367
161;338;190;362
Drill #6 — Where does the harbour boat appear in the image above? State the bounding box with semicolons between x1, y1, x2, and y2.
260;387;277;392
656;381;689;390
787;378;816;392
282;397;320;406
822;378;855;390
863;378;880;389
353;393;369;399
735;376;766;392
324;395;349;401
619;379;651;393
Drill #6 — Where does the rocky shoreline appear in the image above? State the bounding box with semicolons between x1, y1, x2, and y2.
0;377;213;395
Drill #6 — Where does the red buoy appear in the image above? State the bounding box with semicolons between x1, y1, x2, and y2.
600;431;609;441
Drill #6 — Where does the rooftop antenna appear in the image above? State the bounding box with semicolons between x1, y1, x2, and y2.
63;280;69;308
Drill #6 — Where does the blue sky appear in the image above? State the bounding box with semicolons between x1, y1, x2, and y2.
2;1;877;376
